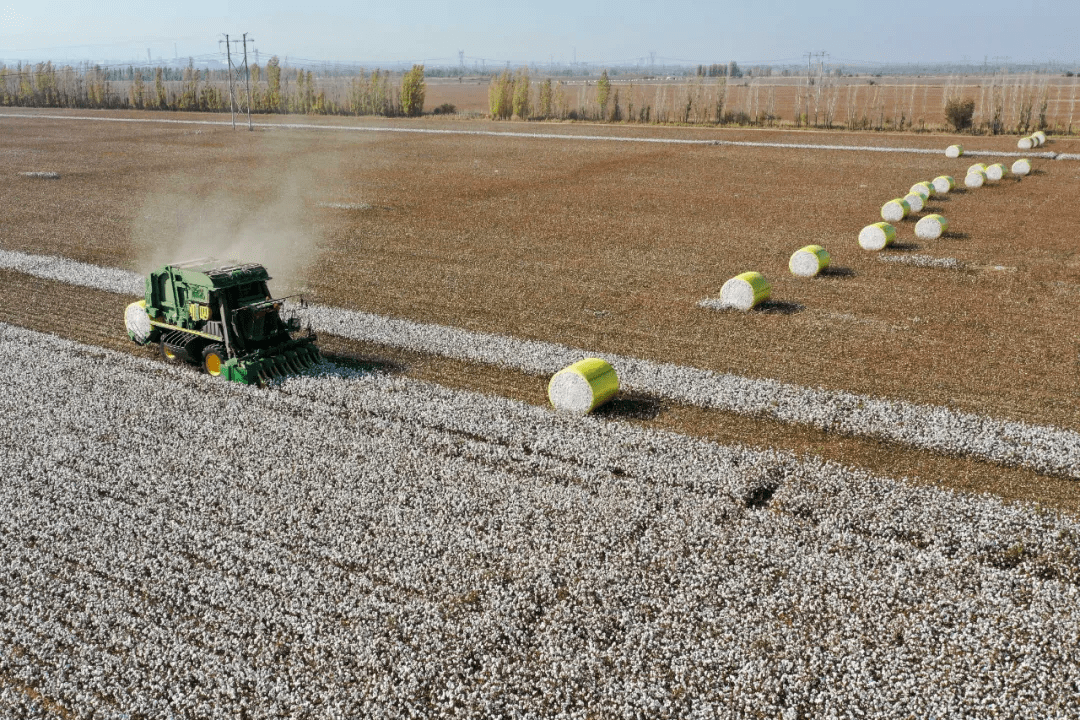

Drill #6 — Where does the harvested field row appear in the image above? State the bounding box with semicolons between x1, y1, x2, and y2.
3;248;1080;480
3;321;1080;718
3;111;1079;436
1;266;1075;516
0;111;1069;159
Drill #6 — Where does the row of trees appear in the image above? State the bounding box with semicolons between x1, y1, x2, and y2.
1;58;1070;133
0;59;427;117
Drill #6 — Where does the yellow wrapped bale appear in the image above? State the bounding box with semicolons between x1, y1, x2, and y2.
548;358;620;413
909;182;935;199
932;176;955;194
859;222;896;251
985;163;1009;181
945;144;964;158
789;245;831;277
964;170;987;188
1011;158;1032;176
915;214;949;240
966;162;987;175
881;198;911;222
903;192;926;213
720;271;771;310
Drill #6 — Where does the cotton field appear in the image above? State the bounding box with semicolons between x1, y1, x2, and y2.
3;322;1080;718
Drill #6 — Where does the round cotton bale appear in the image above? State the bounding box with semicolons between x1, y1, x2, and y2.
964;170;987;188
1011;158;1032;176
909;181;935;199
1018;136;1034;150
125;300;153;344
903;192;926;213
945;144;964;158
1034;130;1047;145
720;271;771;311
932;176;955;194
966;162;987;175
881;198;911;222
859;222;896;251
985;163;1008;181
789;245;831;277
915;214;949;240
548;358;619;414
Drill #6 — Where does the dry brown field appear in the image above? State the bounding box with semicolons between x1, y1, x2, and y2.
3;108;1080;507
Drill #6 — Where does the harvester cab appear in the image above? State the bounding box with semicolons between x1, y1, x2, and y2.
124;259;321;385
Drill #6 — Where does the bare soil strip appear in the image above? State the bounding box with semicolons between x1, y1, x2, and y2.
3;267;1076;515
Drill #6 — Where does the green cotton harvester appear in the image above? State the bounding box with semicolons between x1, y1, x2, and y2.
124;259;321;384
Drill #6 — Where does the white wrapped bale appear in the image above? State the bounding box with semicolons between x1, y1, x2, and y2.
903;192;926;213
915;214;949;240
881;198;911;222
859;222;896;251
932;176;955;194
964;170;987;188
789;245;831;277
1033;130;1047;145
125;301;153;344
985;163;1008;181
909;182;935;199
548;358;619;413
719;271;771;310
945;144;964;158
1011;158;1032;176
1018;136;1034;150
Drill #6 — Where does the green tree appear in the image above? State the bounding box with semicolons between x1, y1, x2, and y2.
489;70;513;119
266;56;282;111
596;69;611;120
538;78;553;118
400;64;425;117
130;69;145;109
512;67;531;119
154;67;167;108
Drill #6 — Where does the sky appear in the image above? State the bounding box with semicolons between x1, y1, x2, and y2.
1;0;1078;68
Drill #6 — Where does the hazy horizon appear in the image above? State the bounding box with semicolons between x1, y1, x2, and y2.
1;0;1078;68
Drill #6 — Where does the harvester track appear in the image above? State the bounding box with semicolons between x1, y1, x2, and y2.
2;267;1077;515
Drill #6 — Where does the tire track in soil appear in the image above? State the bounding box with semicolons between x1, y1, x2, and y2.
2;267;1077;516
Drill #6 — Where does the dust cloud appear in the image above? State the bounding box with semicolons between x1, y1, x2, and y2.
131;134;344;297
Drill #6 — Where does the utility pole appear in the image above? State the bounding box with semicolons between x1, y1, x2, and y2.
458;50;464;72
221;32;255;130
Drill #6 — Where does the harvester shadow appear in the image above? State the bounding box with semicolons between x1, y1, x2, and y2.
593;391;666;421
819;266;855;278
322;351;405;375
755;300;805;315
